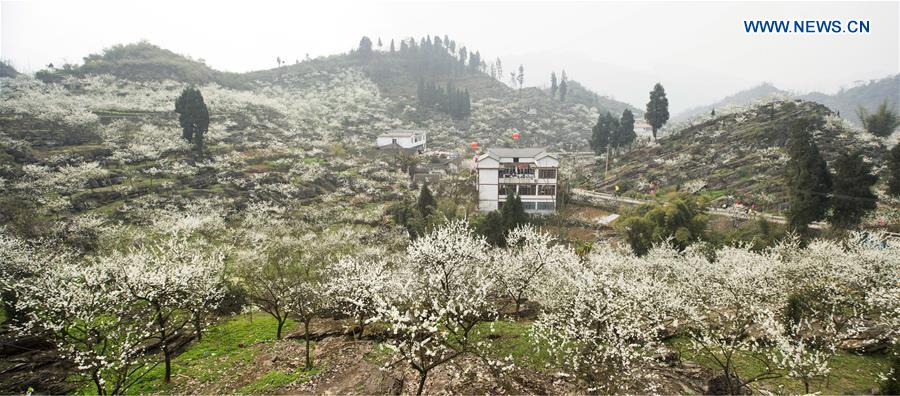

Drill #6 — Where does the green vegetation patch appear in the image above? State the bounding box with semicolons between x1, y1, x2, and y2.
237;367;319;394
471;320;552;371
668;337;889;394
126;313;297;394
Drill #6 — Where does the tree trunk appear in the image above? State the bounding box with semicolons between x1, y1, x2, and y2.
304;319;312;369
276;317;285;340
356;316;365;339
163;345;172;383
416;370;428;396
93;370;105;395
194;317;203;341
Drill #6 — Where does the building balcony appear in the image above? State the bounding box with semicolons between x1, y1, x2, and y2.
499;174;536;183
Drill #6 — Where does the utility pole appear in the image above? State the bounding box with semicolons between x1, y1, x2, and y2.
605;144;611;176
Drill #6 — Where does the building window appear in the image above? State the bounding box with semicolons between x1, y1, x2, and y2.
499;184;513;195
522;201;537;210
500;166;534;178
518;184;536;195
538;185;556;196
539;169;557;179
536;202;556;211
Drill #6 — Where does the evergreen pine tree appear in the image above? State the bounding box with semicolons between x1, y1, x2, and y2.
831;150;878;228
476;211;506;247
508;194;527;230
517;65;524;92
858;100;900;137
785;118;832;233
618;109;637;147
590;112;613;155
417;183;436;218
888;143;900;197
550;72;558;98
390;39;395;53
174;86;209;151
606;112;621;151
358;36;373;57
469;51;481;72
558;70;568;102
645;83;670;141
501;191;516;227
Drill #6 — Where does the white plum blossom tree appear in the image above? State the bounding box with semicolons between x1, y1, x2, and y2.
325;251;394;338
372;220;496;396
109;234;225;384
14;254;155;395
491;225;576;319
531;243;680;394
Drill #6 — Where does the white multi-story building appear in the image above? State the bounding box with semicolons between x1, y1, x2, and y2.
476;148;559;214
376;130;427;153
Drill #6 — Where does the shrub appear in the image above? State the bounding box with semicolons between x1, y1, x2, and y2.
614;193;708;255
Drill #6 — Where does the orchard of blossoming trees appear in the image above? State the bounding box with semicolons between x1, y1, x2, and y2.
4;218;897;394
1;39;899;394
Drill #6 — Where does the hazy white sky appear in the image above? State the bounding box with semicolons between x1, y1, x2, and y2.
2;1;898;112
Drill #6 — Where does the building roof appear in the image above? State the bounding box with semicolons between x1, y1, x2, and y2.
378;129;425;138
487;148;545;158
477;148;557;162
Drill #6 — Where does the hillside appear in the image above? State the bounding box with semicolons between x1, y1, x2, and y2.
36;41;249;88
2;35;898;396
543;80;643;117
594;99;887;211
33;40;635;152
674;83;787;121
802;74;900;125
675;75;900;127
0;61;18;78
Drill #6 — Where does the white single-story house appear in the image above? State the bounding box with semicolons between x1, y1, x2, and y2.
376;130;427;153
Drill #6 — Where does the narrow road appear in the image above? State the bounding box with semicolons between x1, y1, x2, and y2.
571;188;827;229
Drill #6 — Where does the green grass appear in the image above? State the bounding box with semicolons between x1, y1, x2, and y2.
237;367;319;394
699;188;729;202
668;337;889;394
471;320;553;371
363;343;395;365
303;156;325;165
124;313;298;394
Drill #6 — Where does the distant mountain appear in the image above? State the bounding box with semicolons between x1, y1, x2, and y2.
675;75;900;127
674;83;788;121
801;75;899;125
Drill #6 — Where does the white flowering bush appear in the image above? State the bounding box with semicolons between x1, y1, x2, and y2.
491;226;576;319
372;220;495;395
9;231;225;392
325;252;394;337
